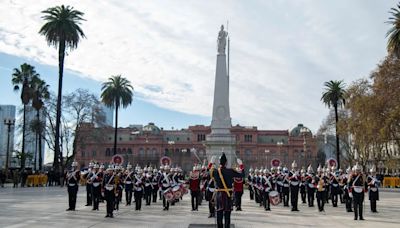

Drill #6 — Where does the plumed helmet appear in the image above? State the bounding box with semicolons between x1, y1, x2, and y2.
338;168;343;173
100;164;105;169
300;167;306;174
370;165;376;173
148;166;153;172
88;162;94;168
160;165;164;170
317;165;322;173
127;163;132;169
143;167;148;172
93;163;100;169
71;161;78;167
291;160;297;169
283;167;288;173
153;168;158;173
353;162;362;172
254;168;259;173
307;165;313;174
164;165;170;170
249;168;253;173
277;166;282;171
219;153;227;166
346;166;351;173
138;168;143;174
271;167;276;173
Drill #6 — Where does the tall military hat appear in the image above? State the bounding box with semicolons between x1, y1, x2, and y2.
219;153;227;166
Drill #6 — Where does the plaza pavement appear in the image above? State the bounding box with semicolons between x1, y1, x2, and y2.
0;186;399;228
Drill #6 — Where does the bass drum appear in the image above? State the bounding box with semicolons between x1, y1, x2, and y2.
163;189;175;203
172;185;182;199
180;184;188;195
269;190;281;206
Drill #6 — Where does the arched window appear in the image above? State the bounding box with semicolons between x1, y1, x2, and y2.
127;148;132;155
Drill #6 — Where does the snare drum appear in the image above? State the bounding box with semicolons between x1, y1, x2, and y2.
163;189;174;202
269;190;281;206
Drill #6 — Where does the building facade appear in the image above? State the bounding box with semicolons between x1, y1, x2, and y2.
0;105;16;169
75;122;318;172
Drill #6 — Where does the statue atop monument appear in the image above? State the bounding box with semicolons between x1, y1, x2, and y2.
217;25;228;54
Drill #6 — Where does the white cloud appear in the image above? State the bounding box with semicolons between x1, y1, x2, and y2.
0;0;394;132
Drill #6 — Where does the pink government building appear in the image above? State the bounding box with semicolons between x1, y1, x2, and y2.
75;122;318;172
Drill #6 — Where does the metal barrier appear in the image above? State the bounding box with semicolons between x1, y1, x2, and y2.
383;177;400;188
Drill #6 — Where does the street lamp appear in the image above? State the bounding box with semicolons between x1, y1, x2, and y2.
4;118;15;178
265;149;270;168
300;127;310;167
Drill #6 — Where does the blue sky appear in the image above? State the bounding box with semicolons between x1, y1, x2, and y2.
0;0;396;133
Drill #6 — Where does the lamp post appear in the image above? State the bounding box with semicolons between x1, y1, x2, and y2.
265;149;270;168
300;127;310;168
277;141;283;166
4;118;15;178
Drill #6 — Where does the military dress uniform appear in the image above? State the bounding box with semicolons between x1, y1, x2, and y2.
144;170;153;206
300;170;307;204
102;168;116;218
367;168;380;213
282;169;290;207
330;174;340;207
247;169;254;200
315;166;326;212
124;169;134;206
134;172;144;210
233;175;244;211
85;164;94;206
152;169;159;203
66;162;80;211
348;163;367;220
159;166;172;210
189;168;201;211
205;170;216;218
261;170;274;211
289;170;300;211
91;166;102;210
210;153;245;228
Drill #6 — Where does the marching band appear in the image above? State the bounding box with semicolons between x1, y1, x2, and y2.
67;158;381;224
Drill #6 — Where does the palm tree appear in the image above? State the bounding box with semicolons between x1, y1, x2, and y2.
387;3;400;58
11;63;39;169
321;80;346;168
31;77;50;171
39;5;85;171
101;75;133;155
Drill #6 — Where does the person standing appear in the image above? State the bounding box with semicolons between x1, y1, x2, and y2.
151;168;159;203
348;163;367;220
282;167;290;207
66;161;80;211
205;167;216;218
85;162;94;206
134;168;144;211
343;166;353;212
233;169;244;211
91;164;102;211
159;165;171;211
315;165;326;212
209;153;245;228
102;165;116;218
305;165;315;207
124;164;134;206
289;161;300;211
367;165;380;213
262;169;273;211
300;168;307;204
189;165;201;211
144;167;153;206
247;168;254;200
330;170;340;207
13;169;20;188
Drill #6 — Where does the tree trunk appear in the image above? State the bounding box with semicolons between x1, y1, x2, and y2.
37;109;43;171
54;40;66;173
113;101;119;155
334;105;340;168
21;104;26;169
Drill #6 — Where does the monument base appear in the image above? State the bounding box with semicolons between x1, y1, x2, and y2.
206;133;236;168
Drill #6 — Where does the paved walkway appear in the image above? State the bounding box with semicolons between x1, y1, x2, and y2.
0;186;399;228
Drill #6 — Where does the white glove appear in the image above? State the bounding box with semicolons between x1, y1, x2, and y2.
210;156;216;164
349;192;353;198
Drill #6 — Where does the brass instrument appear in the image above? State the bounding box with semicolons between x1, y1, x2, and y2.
114;174;120;196
317;177;324;192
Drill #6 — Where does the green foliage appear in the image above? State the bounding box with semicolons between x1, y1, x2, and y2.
101;75;134;109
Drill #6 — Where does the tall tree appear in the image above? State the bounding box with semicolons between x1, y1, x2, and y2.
321;80;346;168
31;77;50;171
386;3;400;58
39;5;85;171
11;63;39;169
101;75;133;155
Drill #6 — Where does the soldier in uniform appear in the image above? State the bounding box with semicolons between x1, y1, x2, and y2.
254;168;261;204
305;165;315;207
343;166;353;212
289;161;300;211
90;163;102;211
205;166;216;218
338;168;345;204
367;165;379;213
233;167;244;211
330;167;340;207
282;167;290;207
124;163;134;206
85;162;94;206
247;168;254;200
315;165;326;212
144;167;153;206
262;168;273;211
102;164;116;218
159;165;171;211
348;163;367;220
300;167;307;204
152;168;159;203
189;165;201;211
209;153;244;228
66;161;80;211
158;165;164;200
134;168;144;210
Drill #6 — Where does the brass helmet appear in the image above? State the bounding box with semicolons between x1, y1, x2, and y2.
353;162;362;172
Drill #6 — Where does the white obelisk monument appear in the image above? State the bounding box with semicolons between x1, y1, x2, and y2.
206;25;236;168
